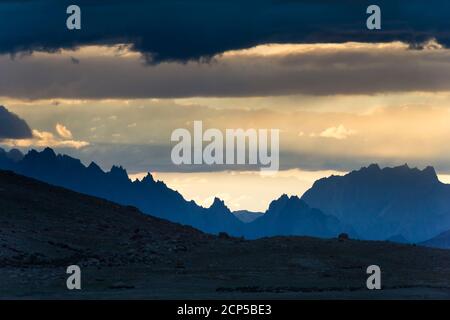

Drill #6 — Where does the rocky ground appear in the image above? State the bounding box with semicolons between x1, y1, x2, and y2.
1;170;450;299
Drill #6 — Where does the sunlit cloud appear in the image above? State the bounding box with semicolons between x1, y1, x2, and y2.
2;129;89;149
318;125;356;140
55;123;73;139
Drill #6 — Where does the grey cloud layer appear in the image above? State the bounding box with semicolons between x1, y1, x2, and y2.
2;43;450;99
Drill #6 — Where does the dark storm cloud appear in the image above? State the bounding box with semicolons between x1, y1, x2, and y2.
0;106;33;139
1;0;450;63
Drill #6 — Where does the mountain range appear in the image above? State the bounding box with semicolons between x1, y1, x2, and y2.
233;210;263;223
0;147;349;239
3;168;450;299
302;164;450;243
0;147;244;235
245;194;348;239
1;147;450;244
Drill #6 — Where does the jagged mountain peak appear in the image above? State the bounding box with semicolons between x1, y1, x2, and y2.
422;166;438;180
0;147;245;236
0;147;24;162
87;161;104;173
302;163;449;242
209;197;229;211
344;163;440;184
41;147;57;158
365;163;381;171
109;165;129;180
383;164;439;183
7;148;24;162
23;147;58;162
268;194;305;211
245;193;344;239
141;172;155;184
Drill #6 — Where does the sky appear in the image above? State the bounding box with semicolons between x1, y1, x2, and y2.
1;0;450;211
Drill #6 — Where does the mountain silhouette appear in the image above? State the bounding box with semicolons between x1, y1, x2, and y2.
0;148;23;169
3;168;450;299
0;147;347;239
4;148;447;242
245;194;350;239
203;197;246;235
386;234;410;244
302;164;450;242
233;210;263;223
0;147;244;236
421;230;450;249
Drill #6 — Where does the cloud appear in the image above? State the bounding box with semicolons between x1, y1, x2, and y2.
2;129;89;149
0;109;88;149
55;123;73;139
0;105;32;139
4;41;450;99
4;98;450;173
6;98;450;173
1;0;450;63
319;125;356;140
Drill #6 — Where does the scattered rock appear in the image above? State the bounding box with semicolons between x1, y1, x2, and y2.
218;232;231;239
338;233;349;242
108;282;135;289
173;244;187;252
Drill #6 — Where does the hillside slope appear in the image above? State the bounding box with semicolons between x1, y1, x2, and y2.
0;147;245;236
0;170;210;268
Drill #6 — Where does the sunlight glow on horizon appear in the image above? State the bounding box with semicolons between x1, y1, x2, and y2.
130;169;346;212
128;170;450;212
